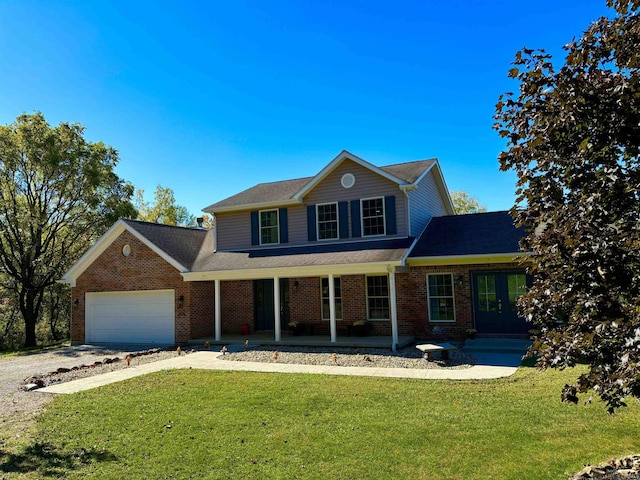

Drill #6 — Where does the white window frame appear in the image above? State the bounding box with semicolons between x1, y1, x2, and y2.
360;196;386;237
259;209;280;246
366;275;390;321
321;276;343;320
316;202;339;241
427;273;456;323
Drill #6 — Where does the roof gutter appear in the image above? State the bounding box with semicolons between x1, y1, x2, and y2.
204;199;301;215
408;252;529;266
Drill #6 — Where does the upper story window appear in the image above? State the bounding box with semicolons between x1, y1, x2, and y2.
260;209;279;245
317;203;338;241
361;197;385;237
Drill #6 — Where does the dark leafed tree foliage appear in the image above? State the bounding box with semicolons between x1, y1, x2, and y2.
495;0;640;411
0;113;136;347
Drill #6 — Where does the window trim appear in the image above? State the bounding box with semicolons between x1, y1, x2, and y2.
366;274;390;321
427;273;456;323
320;276;343;321
259;208;280;246
360;196;386;237
316;202;339;241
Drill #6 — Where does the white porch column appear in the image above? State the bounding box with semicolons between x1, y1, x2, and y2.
328;274;337;343
214;279;221;341
274;277;281;342
389;271;399;352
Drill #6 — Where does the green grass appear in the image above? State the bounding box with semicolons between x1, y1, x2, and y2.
2;366;639;479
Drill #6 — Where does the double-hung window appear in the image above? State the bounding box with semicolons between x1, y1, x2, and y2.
317;203;338;241
361;197;385;237
321;277;342;320
366;275;389;320
259;209;279;245
427;274;455;322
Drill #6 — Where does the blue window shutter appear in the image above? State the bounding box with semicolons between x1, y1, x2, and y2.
251;211;259;245
350;200;361;238
307;205;316;241
279;208;288;243
385;195;397;235
338;201;349;239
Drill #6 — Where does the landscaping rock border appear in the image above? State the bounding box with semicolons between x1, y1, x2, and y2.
570;455;640;479
20;347;194;391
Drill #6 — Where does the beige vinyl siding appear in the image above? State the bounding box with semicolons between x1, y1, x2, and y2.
408;170;449;236
304;159;407;238
215;205;310;250
215;212;252;250
285;205;309;245
215;159;411;250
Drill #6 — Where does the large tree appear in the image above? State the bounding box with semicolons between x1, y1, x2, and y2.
495;1;640;411
0;113;136;347
450;191;487;214
134;185;194;226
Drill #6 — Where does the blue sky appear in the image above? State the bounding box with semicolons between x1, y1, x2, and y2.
0;1;611;217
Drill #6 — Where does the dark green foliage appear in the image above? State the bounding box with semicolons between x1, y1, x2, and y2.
495;1;640;411
0;112;135;348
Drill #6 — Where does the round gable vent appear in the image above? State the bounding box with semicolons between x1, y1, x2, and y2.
341;173;355;189
122;244;131;257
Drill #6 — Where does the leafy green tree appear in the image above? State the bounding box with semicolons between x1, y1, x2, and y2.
135;185;194;226
450;191;487;214
0;112;136;347
495;0;640;411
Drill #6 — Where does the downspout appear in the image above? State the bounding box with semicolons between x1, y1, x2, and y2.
399;184;414;237
213;213;218;252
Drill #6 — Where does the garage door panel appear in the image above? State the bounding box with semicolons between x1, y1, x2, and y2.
86;290;175;344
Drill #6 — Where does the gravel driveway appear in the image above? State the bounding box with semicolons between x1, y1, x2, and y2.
0;345;135;439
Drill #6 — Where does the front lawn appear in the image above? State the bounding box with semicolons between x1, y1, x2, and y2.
2;366;639;479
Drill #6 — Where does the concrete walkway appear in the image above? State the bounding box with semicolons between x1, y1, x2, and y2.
38;351;521;395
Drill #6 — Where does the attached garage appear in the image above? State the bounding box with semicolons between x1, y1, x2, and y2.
85;290;175;344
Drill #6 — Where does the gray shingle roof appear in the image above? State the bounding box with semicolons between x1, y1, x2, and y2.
204;177;312;211
409;211;526;258
380;159;436;183
191;238;414;272
204;158;437;212
122;219;214;270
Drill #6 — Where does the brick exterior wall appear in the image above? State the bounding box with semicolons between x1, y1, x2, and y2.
189;280;215;339
220;280;254;334
71;230;214;344
403;262;526;340
72;227;525;344
289;277;321;323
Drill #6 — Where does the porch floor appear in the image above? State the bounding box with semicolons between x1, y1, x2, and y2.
188;333;415;350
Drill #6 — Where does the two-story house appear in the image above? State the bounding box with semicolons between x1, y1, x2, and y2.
62;151;529;349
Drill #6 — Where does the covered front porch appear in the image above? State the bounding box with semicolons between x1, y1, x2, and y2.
189;333;415;349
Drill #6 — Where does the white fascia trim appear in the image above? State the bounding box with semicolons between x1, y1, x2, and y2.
60;220;189;287
181;261;402;282
430;161;456;215
293;150;406;200
408;252;529;266
203;199;300;215
407;160;437;187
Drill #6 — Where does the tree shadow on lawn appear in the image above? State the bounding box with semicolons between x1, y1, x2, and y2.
1;441;116;477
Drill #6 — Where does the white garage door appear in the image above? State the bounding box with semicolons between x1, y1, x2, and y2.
86;290;175;344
